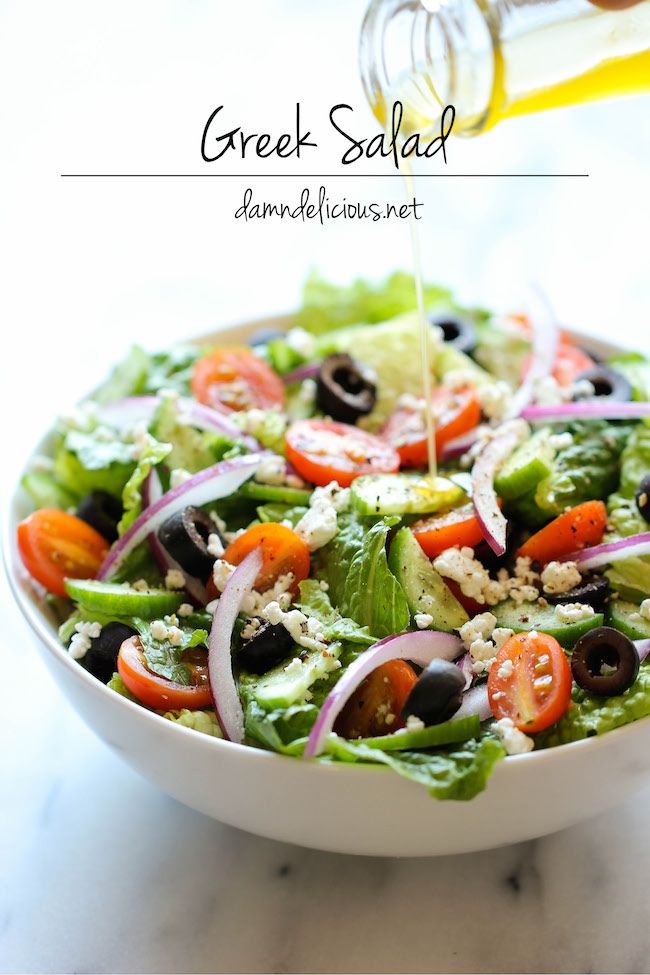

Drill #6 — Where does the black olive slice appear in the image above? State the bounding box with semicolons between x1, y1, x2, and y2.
635;473;650;524
573;366;633;403
248;327;286;347
401;658;465;726
316;353;377;424
76;490;123;543
429;311;477;355
544;575;610;612
84;622;137;684
237;620;295;675
157;506;218;579
571;626;639;697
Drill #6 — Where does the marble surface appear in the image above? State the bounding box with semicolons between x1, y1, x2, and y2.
2;0;650;971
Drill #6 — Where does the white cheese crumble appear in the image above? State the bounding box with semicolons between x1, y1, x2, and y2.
150;619;169;641
414;613;433;629
554;602;595;624
476;381;512;421
254;454;288;487
434;547;493;603
299;378;317;404
132;578;149;592
263;601;331;654
177;603;193;618
459;613;497;650
285;326;316;359
165;568;186;590
494;717;534;755
640;599;650;622
169;468;192;489
68;621;102;660
212;559;235;592
549;432;573;450
493;627;514;649
294;481;349;552
497;658;514;680
541;561;582;595
405;715;425;732
207;533;225;559
167;626;184;647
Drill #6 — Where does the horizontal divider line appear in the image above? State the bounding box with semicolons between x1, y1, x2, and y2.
59;172;590;178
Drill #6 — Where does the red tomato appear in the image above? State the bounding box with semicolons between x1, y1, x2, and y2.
191;347;285;412
118;636;213;710
412;503;488;559
488;631;572;733
223;523;310;594
285;419;400;488
517;500;607;564
443;578;486;619
381;386;481;468
521;335;596;389
334;660;418;739
17;509;110;597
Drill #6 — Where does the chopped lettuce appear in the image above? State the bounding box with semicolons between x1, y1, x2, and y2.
256;502;308;526
342;518;410;638
107;672;138;702
151;394;231;473
295;270;453;335
473;316;531;386
93;345;150;404
297;579;377;646
233;407;288;454
161;709;222;736
606;424;650;599
137;620;209;684
118;436;171;535
608;353;650;408
54;429;137;499
244;698;318;753
21;470;77;511
326;735;505;801
143;345;205;396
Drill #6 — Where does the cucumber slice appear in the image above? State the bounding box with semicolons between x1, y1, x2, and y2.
238;481;312;506
356;714;480;751
64;579;183;619
607;600;650;641
388;527;468;631
351;473;465;517
495;429;555;500
493;598;603;648
21;471;78;510
252;642;343;710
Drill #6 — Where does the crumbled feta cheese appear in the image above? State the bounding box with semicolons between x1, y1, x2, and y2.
212;559;235;592
494;717;534;755
236;407;267;436
68;621;102;660
319;580;329;591
284;656;304;677
541;561;582;595
549;432;573;450
299;378;317;404
469;639;497;674
165;568;186;590
177;603;193;618
444;369;477;392
206;599;219;615
241;572;295;616
285;327;316;359
434;547;493;604
459;612;497;650
571;378;596;400
534;376;566;407
555;602;595;624
207;533;225;559
167;626;184;647
132;578;149;592
150;619;169;641
169;468;192;489
129;421;156;461
492;627;514;649
294;485;343;552
405;715;425;732
310;481;351;512
476;381;511;421
414;613;434;629
640;599;650;622
263;601;330;654
254;454;287;487
497;658;514;680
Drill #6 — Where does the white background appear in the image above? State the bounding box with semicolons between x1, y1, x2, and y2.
1;2;650;973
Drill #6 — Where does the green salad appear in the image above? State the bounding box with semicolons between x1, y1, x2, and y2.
16;272;650;801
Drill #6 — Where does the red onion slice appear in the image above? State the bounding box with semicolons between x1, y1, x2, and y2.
97;453;268;580
472;422;526;556
457;652;473;690
454;683;492;722
303;630;463;759
208;547;263;742
522;401;650;423
561;531;650;571
97;395;260;449
636;640;650;664
507;285;559;418
439;428;480;462
282;362;321;385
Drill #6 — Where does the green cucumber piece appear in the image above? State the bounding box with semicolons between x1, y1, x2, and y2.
351;473;464;517
237;481;312;506
356;714;480;751
252;643;343;710
64;579;183;619
607;600;650;641
493;598;603;648
21;471;78;510
388;527;468;631
495;429;555;500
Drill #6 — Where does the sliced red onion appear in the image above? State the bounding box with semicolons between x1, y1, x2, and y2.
97;395;260;449
457;652;473;690
97;453;267;580
282;362;321;385
439;428;479;462
636;640;650;663
208;547;262;742
522;401;650;424
507;285;559;418
561;531;650;571
303;630;463;759
472;422;526;556
453;683;492;722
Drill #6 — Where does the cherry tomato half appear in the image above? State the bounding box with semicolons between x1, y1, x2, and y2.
117;636;213;710
17;508;110;597
191;347;285;412
412;503;487;560
521;334;596;389
517;500;607;564
334;660;418;739
223;523;310;594
285;419;400;487
381;386;481;468
488;631;572;733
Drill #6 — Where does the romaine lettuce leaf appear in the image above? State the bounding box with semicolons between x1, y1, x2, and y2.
297;579;377;646
608;353;650;407
143;345;205;397
54;429;137;499
118;436;171;535
326;735;505;801
136;620;209;684
605;424;650;599
161;709;222;736
107;672;138;701
312;512;366;610
151;394;230;473
344;518;410;638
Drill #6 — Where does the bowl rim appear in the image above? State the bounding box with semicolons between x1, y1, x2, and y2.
4;314;649;780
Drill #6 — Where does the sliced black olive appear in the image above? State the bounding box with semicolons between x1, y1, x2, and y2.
76;490;123;543
635;472;650;524
401;659;465;726
157;506;218;578
316;353;377;424
474;523;525;573
248;327;286;347
237;621;295;675
571;626;639;697
429;311;477;355
572;366;633;402
545;574;610;612
84;622;137;684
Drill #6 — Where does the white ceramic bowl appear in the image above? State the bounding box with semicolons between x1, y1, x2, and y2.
5;317;650;857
